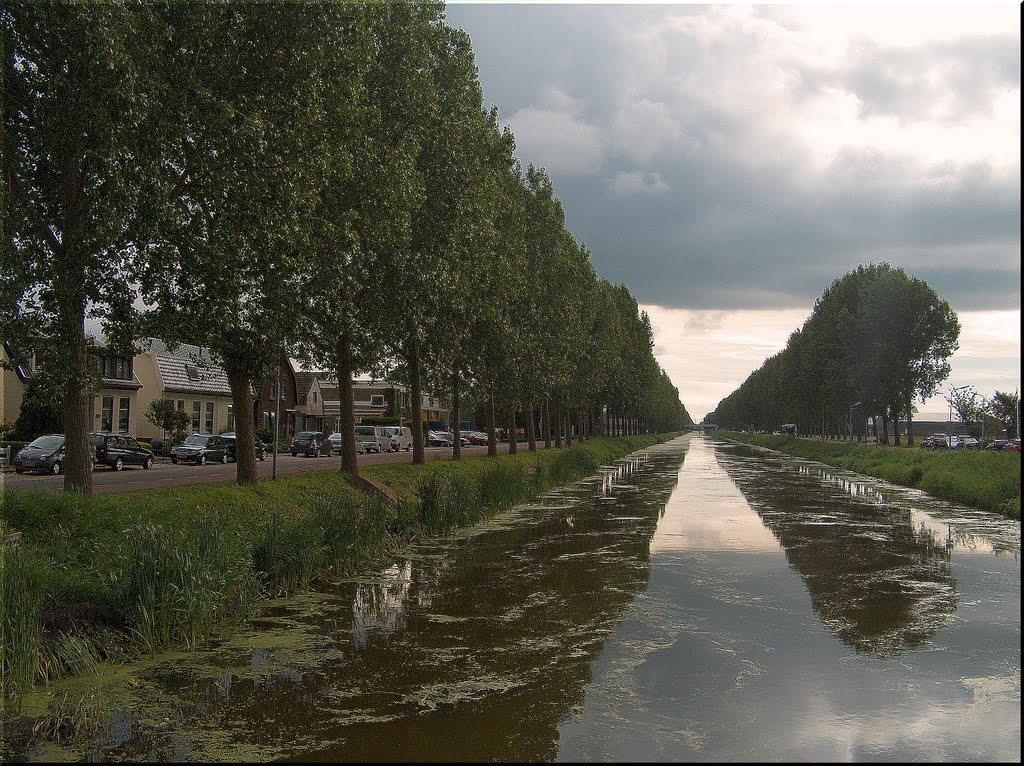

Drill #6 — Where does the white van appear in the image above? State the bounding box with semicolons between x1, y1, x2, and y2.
354;424;383;454
382;426;413;452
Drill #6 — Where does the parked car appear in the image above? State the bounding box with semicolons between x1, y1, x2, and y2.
171;434;229;465
89;432;154;471
290;431;331;457
985;439;1010;451
921;433;948;450
13;434;67;475
1005;439;1021;453
467;431;489;446
220;432;268;462
427;430;453;447
381;426;413;452
354;425;384;454
960;436;981;450
328;432;344;454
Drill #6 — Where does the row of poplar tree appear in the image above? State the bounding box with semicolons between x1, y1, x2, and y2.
1;1;692;495
708;263;960;444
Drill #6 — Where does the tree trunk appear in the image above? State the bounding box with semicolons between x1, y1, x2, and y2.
577;410;585;442
226;363;258;486
507;407;517;454
564;410;572;446
554;403;563;448
62;308;93;496
408;331;424;465
451;363;461;460
486;388;497;457
526;402;536;451
543;398;551;449
335;329;359;478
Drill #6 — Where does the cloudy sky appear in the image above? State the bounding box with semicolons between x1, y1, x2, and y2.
444;1;1020;421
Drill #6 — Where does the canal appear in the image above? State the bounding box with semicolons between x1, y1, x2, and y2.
4;433;1020;761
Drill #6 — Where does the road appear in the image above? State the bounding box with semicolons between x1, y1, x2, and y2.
0;444;501;494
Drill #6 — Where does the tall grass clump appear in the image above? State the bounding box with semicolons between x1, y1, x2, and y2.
312;493;392;573
1;543;45;710
415;471;482;534
118;512;237;652
253;510;324;595
478;461;530;510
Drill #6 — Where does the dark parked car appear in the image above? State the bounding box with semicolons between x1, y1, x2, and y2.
170;434;229;465
220;432;268;462
427;430;452;447
985;439;1010;451
90;432;154;471
290;431;331;457
13;434;67;475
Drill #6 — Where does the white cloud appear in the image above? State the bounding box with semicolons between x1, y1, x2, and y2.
507;86;604;175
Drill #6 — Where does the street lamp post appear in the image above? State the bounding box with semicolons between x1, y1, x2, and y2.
272;364;282;480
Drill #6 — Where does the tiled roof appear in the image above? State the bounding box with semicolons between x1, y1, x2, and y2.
294;371;322;403
144;338;232;396
100;375;143;391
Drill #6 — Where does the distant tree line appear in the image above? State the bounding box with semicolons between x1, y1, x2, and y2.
0;0;691;495
708;263;960;445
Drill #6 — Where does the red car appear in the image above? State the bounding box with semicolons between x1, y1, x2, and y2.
1005;439;1021;453
467;432;489;446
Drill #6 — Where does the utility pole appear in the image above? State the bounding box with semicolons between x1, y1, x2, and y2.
272;364;281;480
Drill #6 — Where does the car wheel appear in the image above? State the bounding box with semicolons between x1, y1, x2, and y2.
144;456;153;469
15;468;23;474
199;454;206;466
258;451;266;461
113;458;123;472
291;452;297;458
171;458;178;464
220;453;228;464
51;461;62;475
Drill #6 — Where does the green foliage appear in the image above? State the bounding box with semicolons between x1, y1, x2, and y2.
710;264;958;439
12;377;63;441
142;399;191;443
721;431;1020;518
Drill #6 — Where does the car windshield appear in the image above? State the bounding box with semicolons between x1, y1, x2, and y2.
27;435;63;450
88;433;105;445
355;426;374;436
182;435;208;446
295;432;314;439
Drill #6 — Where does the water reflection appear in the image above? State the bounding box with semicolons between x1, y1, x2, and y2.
716;441;965;656
2;444;686;762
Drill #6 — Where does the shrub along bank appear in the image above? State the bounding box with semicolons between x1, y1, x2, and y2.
0;433;675;711
718;431;1020;520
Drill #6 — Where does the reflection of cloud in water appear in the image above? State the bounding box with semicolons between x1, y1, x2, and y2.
650;437;780;554
352;560;413;650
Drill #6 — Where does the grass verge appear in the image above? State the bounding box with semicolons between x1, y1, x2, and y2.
0;433;675;714
718;431;1020;520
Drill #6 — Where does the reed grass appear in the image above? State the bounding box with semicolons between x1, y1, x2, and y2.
720;431;1020;519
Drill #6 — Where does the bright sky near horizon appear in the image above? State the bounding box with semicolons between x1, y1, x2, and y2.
446;1;1021;422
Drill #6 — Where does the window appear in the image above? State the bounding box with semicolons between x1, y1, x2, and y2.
264;411;273;429
311;391;318;404
185;363;201;381
192;401;201;433
98;356;132;380
205;402;214;434
226;404;234;431
101;397;114;432
176;400;185;411
370;394;385;407
118;397;130;433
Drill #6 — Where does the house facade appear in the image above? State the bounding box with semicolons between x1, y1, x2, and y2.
132;339;236;443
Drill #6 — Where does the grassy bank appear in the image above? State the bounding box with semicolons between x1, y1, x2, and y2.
0;434;674;713
718;431;1020;520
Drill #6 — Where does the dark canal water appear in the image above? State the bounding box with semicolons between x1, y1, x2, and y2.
4;433;1020;761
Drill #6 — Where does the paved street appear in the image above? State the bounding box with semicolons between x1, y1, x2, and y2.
0;444;500;494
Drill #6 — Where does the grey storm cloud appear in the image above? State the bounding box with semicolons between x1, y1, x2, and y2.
444;3;1020;313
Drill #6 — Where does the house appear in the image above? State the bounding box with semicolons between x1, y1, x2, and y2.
133;339;236;442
